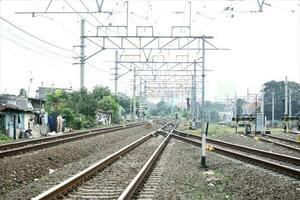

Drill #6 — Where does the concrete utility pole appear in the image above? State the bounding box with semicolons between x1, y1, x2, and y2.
234;92;237;120
181;89;184;116
201;36;206;167
285;76;288;116
289;89;292;117
139;77;142;119
80;19;85;89
289;89;292;128
272;91;275;127
171;94;174;116
261;85;265;131
114;51;118;95
132;66;136;121
191;60;197;123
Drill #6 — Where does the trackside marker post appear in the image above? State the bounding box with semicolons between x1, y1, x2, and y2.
201;122;209;168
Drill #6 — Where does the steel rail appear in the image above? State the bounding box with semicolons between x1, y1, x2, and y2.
0;122;144;151
118;125;177;200
171;134;300;179
261;134;300;145
289;131;300;135
173;130;300;166
32;122;175;200
32;131;156;200
247;134;300;153
0;122;145;158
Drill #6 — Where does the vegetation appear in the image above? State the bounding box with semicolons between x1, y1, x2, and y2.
0;133;11;142
263;80;300;120
45;86;131;129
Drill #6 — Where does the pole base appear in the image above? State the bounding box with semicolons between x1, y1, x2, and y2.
201;156;208;169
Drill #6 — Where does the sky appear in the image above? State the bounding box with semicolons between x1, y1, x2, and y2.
0;0;299;103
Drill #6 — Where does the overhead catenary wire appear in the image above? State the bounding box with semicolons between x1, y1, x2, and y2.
63;0;98;28
1;26;74;59
0;16;75;54
0;33;73;64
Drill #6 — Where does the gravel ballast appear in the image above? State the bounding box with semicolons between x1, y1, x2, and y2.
0;124;159;200
153;139;299;200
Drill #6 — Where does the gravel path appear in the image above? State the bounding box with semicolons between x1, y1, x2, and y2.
0;125;159;200
153;139;300;200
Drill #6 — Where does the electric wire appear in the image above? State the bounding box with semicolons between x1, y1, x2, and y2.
1;25;74;59
0;16;75;54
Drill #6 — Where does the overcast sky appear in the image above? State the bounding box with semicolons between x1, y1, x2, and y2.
0;0;299;103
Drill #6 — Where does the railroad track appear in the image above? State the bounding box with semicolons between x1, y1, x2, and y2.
247;134;300;153
32;121;178;200
0;122;146;158
289;130;300;135
172;130;300;179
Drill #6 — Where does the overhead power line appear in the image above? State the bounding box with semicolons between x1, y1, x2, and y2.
0;16;75;54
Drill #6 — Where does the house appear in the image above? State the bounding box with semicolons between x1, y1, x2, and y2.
0;94;47;139
0;104;35;139
36;87;72;100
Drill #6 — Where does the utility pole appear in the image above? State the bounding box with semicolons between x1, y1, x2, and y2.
289;89;292;117
139;77;142;120
234;92;237;120
255;94;258;134
144;80;147;119
289;89;292;128
261;85;265;132
181;89;184;116
201;36;206;167
171;94;174;116
80;19;85;89
191;60;197;125
272;91;275;127
234;92;237;133
285;76;288;116
114;51;118;95
285;76;289;131
132;65;136;121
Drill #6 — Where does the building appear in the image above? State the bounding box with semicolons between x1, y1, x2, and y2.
0;94;46;139
36;87;72;100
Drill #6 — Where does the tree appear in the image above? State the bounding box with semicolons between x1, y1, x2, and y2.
149;100;172;117
116;93;131;114
19;88;27;97
263;80;300;120
98;96;119;122
236;98;245;117
92;86;112;101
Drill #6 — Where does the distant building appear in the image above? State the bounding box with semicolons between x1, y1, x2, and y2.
243;102;260;115
36;87;72;100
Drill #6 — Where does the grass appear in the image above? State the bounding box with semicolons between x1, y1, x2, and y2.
0;132;11;142
185;123;241;138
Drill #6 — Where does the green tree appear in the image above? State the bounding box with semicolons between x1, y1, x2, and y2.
149;100;172;117
92;86;112;101
263;80;300;120
98;95;119;122
116;93;131;114
236;98;245;117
